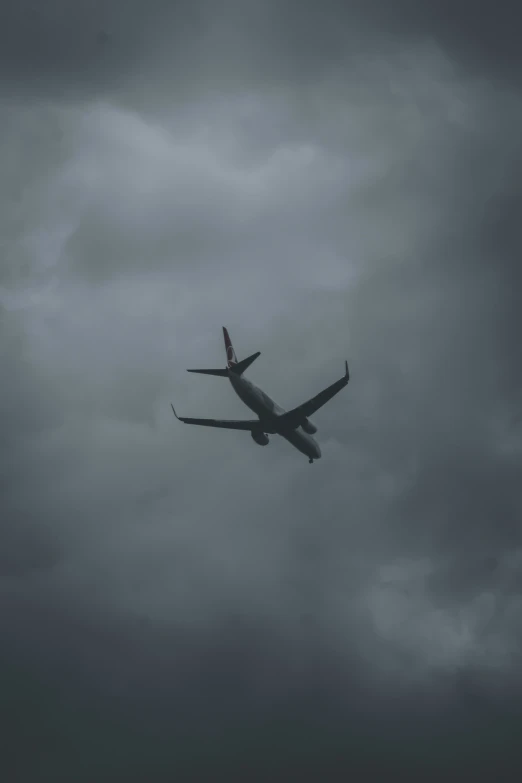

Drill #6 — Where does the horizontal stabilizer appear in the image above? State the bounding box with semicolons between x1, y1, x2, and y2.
229;351;260;375
186;368;228;376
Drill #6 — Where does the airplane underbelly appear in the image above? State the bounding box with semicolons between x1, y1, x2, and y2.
241;393;265;418
232;380;270;417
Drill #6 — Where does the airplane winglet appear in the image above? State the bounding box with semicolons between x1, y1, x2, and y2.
170;403;180;420
345;360;349;380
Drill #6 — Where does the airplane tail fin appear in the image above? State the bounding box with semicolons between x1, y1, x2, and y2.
187;327;260;377
223;326;238;368
223;327;260;375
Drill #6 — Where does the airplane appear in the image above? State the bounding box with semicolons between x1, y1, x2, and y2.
170;327;350;464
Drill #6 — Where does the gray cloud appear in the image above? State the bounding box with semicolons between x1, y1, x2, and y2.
2;0;522;779
3;1;521;103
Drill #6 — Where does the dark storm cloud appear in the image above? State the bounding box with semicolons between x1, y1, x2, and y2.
3;590;521;781
0;0;204;98
2;0;522;779
2;1;520;101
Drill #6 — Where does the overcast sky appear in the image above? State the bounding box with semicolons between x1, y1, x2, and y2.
2;1;522;780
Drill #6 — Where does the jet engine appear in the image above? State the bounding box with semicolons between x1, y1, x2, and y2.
251;429;269;446
301;418;317;434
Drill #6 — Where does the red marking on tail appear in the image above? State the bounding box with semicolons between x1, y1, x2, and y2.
223;326;237;368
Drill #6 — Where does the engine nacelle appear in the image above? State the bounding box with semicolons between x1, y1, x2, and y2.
301;418;317;434
251;429;269;446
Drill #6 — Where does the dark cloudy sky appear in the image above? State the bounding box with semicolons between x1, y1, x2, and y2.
2;1;522;780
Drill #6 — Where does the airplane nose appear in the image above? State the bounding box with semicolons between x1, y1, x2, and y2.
314;443;322;459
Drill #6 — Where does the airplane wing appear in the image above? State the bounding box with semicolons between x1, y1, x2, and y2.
171;404;259;430
278;361;350;428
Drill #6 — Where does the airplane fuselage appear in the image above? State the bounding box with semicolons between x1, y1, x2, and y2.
228;372;322;462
